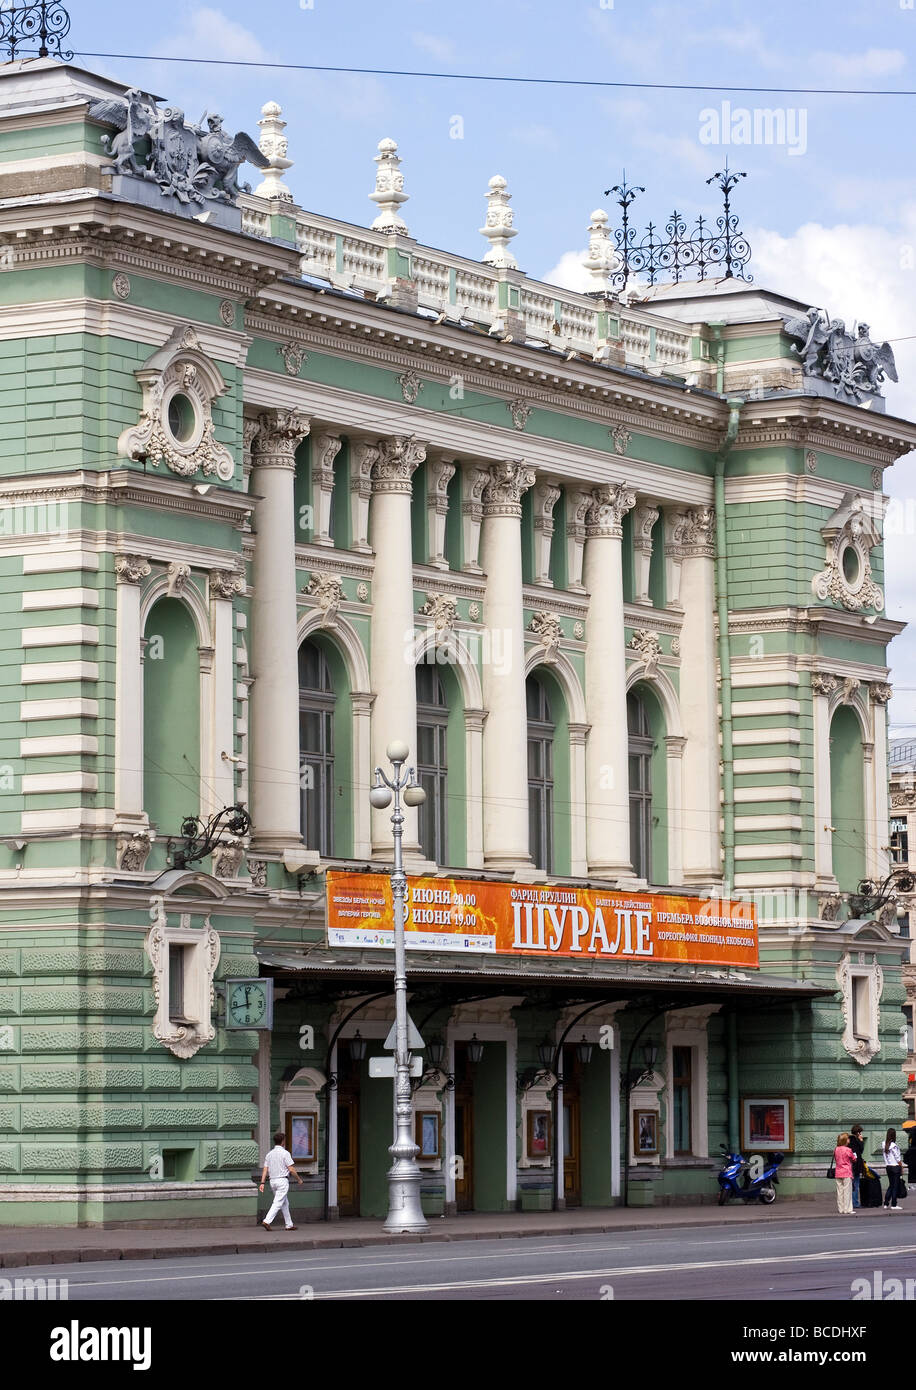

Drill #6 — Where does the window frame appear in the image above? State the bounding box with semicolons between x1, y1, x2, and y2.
526;674;555;874
298;640;336;858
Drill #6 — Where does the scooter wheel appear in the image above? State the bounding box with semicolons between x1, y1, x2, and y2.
717;1189;727;1205
759;1183;776;1204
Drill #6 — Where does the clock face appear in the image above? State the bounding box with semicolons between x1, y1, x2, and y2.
228;980;268;1027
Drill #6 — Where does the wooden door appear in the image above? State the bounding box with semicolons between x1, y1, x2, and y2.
453;1042;474;1211
562;1047;582;1207
336;1091;359;1217
454;1097;474;1211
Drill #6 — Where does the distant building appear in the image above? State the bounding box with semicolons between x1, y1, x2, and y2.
0;56;914;1226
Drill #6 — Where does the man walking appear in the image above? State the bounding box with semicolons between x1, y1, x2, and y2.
259;1129;303;1230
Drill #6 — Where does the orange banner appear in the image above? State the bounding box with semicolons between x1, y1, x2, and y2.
326;871;758;969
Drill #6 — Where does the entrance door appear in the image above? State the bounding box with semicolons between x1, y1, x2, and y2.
562;1047;582;1207
453;1042;474;1212
336;1043;360;1218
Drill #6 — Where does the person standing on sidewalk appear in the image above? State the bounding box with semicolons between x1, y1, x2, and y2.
848;1124;865;1210
259;1129;303;1230
882;1127;904;1211
833;1133;855;1215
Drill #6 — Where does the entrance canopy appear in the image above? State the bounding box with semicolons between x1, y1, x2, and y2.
256;945;834;1009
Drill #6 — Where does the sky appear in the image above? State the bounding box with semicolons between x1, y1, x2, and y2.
62;0;916;729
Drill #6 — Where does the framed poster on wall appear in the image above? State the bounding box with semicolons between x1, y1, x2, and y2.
740;1097;794;1152
633;1109;659;1157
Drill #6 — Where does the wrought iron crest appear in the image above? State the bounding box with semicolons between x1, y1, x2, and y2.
168;804;251;870
0;1;72;61
604;164;752;291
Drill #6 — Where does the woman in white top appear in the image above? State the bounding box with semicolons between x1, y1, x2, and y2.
883;1127;903;1210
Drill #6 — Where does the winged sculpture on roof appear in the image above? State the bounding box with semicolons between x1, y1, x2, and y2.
784;307;897;400
87;91;269;206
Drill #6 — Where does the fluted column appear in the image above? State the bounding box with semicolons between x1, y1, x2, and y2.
250;409;311;850
677;506;721;883
369;435;425;855
480;460;536;871
583;482;637;881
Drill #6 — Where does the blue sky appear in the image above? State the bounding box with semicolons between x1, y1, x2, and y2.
67;0;916;725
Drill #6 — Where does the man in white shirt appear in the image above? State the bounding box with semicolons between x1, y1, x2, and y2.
259;1129;303;1230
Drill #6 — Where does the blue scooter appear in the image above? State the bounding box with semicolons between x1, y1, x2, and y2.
716;1144;785;1204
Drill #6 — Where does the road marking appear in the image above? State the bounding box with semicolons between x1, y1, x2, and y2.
232;1244;915;1300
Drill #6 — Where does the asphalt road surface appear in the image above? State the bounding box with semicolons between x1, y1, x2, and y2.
9;1215;916;1301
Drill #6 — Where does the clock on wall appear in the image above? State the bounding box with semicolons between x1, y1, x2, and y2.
225;977;274;1030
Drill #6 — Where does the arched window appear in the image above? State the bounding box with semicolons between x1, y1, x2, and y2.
416;664;449;864
527;673;554;873
628;690;653;881
143;598;200;833
829;705;866;892
299;639;335;856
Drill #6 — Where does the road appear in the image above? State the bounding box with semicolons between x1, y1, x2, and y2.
8;1215;916;1301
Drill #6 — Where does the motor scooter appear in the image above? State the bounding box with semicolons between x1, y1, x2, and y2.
716;1143;784;1204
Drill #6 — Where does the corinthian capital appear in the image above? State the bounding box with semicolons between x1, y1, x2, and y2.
482;460;536;517
252;410;310;468
585;482;636;537
115;553;151;585
371;435;426;493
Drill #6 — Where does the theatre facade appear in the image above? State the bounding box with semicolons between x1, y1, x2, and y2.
0;56;913;1226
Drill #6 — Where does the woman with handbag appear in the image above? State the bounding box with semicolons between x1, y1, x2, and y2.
832;1132;856;1215
883;1127;904;1210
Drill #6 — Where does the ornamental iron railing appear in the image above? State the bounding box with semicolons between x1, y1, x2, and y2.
0;1;72;60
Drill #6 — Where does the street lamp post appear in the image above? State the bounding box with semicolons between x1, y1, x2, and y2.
369;740;429;1234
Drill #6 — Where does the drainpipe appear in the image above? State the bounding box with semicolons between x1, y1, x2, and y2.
727;1010;740;1151
713;383;743;891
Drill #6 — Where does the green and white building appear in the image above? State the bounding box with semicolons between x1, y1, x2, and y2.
0;56;913;1226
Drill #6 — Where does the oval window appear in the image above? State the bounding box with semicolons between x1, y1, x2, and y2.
167;393;196;444
842;544;860;586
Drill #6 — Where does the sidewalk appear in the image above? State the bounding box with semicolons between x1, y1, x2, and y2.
0;1195;883;1268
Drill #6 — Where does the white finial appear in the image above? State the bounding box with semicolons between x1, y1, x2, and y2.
369;137;409;234
479;174;518;269
581;208;620;292
254;101;293;202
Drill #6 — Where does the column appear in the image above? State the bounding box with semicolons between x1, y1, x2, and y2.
369;435;425;855
870;683;892;884
350;442;377;553
568;721;589;876
566;490;590;593
249;409;311;851
479;459;536;870
677;507;722;883
532;481;561;586
427;456;456;569
464;708;486;869
811;673;839;889
311;432;342;547
114;553;151;829
209;567;245;814
583;482;637;880
461;466;489;573
632;502;660;606
663;507;687;609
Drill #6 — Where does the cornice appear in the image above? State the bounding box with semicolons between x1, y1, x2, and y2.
294;546;373;582
244;295;724;438
0;468;253;528
724;604;903;648
735;399;916;462
243;368;716;503
622;603;684;636
523;585;589;620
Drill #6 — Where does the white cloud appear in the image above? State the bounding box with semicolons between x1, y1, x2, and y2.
410;32;456;62
509;123;561;153
540;249;593;294
812;48;906;79
156;7;271;63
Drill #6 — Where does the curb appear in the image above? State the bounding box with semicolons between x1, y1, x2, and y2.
0;1203;862;1268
